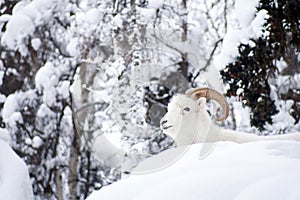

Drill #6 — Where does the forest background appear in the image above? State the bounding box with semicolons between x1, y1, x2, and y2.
0;0;299;199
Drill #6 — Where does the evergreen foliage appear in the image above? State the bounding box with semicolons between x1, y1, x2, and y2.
221;0;300;130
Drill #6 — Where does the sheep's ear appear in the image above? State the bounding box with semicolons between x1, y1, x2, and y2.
197;97;207;111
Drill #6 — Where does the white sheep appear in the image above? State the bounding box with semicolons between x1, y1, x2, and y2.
160;87;300;146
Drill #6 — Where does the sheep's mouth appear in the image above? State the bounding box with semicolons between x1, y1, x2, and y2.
162;125;173;130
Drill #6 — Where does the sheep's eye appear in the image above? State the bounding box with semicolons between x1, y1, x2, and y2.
183;107;191;112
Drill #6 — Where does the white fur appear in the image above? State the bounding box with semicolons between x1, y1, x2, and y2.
161;94;300;146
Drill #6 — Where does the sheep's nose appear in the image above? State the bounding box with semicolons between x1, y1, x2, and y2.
160;119;167;130
161;119;167;125
160;118;173;130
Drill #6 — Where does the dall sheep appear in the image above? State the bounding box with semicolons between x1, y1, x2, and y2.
160;87;300;146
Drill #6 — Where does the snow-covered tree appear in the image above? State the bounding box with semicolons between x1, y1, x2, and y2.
220;0;300;132
4;0;297;199
0;0;80;199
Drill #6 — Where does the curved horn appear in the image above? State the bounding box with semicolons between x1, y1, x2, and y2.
185;87;229;121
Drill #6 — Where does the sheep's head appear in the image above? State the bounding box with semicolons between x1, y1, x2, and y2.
160;88;229;145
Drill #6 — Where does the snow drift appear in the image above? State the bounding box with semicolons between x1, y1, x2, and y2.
87;141;300;200
0;140;34;200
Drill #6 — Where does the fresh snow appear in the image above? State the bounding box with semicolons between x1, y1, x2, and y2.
32;136;43;148
0;128;10;144
1;0;54;54
2;90;37;127
66;38;80;57
0;140;34;200
214;1;269;69
87;141;300;200
31;38;41;50
148;0;164;9
35;62;59;106
0;67;4;86
2;93;24;128
84;8;103;24
235;0;260;29
2;93;19;120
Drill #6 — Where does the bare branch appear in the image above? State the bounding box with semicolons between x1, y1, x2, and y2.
191;38;223;84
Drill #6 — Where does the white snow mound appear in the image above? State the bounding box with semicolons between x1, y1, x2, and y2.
87;141;300;200
0;140;34;200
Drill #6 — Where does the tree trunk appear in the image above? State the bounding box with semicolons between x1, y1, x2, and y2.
55;169;64;200
68;123;81;200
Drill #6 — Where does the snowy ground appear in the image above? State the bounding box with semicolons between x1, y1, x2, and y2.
0;140;34;200
87;141;300;200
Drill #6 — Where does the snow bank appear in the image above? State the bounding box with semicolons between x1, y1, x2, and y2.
0;140;34;200
0;128;11;144
87;141;300;200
